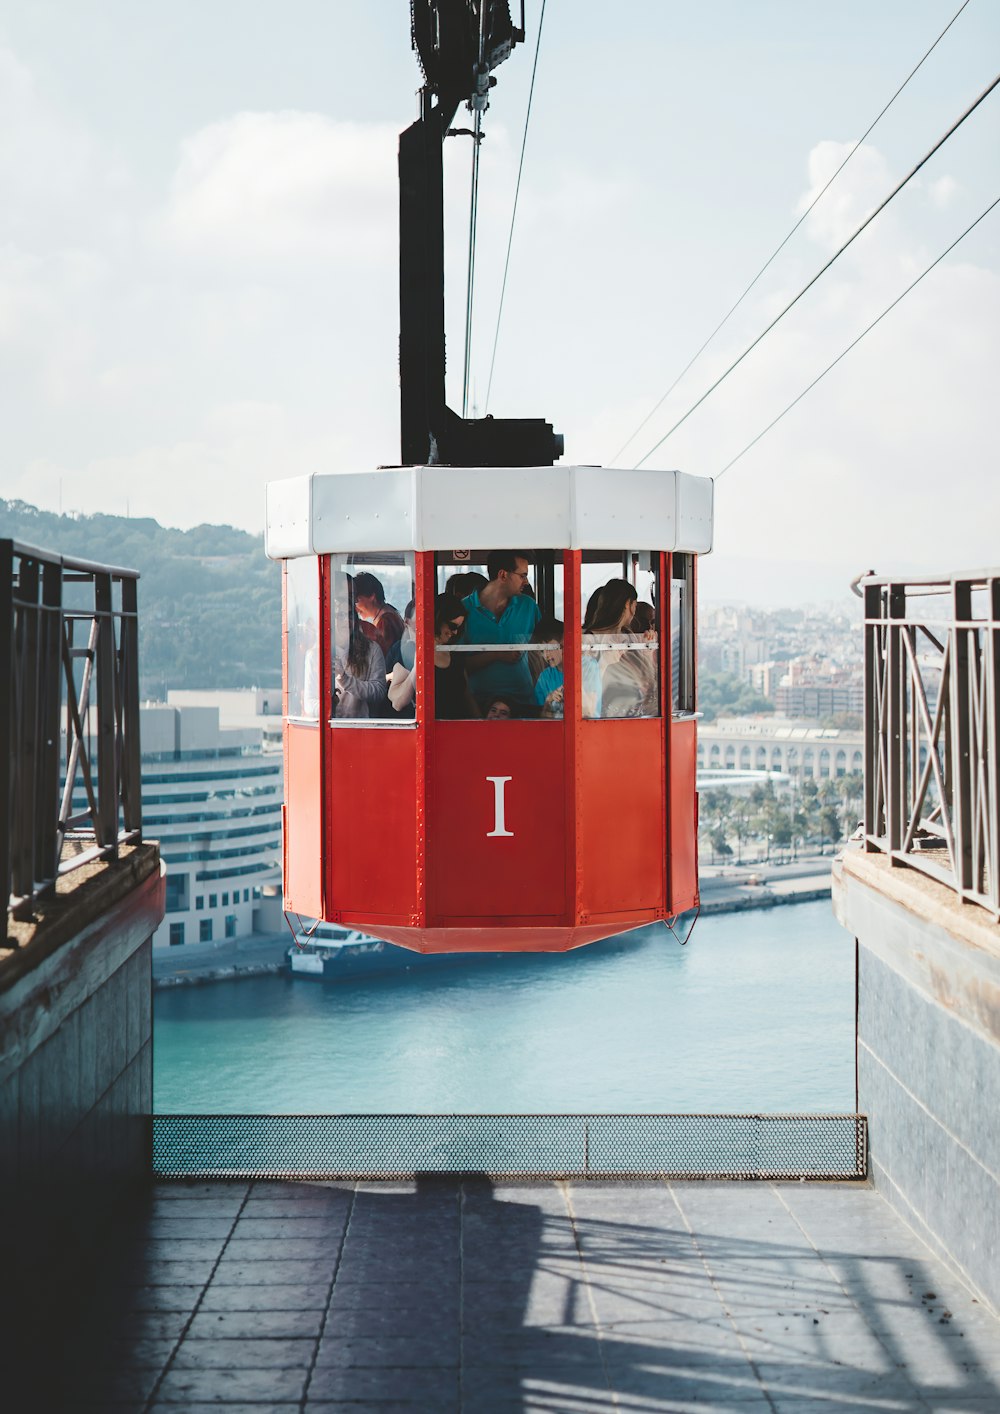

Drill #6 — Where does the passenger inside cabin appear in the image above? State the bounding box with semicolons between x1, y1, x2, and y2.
353;571;405;658
433;593;480;720
533;619;565;718
484;696;516;720
632;601;657;639
446;570;488;600
333;576;389;718
527;614;559;688
460;550;541;713
582;578;657;719
531;618;603;719
386;599;416;673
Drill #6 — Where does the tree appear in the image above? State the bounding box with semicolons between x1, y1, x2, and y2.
729;794;754;863
698;672;775;723
819;807;842;848
0;498;281;698
700;786;735;863
709;827;733;862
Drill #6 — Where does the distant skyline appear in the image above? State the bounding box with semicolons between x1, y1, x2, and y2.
2;1;998;603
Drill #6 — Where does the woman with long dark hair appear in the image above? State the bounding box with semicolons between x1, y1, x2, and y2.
434;592;480;719
582;578;657;718
332;575;389;718
582;578;637;635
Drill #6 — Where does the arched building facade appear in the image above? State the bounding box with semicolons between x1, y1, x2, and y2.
697;716;864;781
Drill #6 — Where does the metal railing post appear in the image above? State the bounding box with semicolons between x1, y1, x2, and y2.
886;582;906;859
36;559;63;891
12;555;40;911
120;575;142;837
951;577;974;898
989;577;1000;917
94;570;118;854
0;541;13;933
863;582;882;849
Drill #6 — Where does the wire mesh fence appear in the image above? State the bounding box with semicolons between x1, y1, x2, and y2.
153;1112;867;1181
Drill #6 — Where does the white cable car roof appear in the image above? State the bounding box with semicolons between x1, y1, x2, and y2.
266;465;713;560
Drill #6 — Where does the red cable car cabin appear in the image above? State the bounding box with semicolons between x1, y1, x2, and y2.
266;463;713;953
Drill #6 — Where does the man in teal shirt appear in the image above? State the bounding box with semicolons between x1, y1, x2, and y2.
462;551;541;712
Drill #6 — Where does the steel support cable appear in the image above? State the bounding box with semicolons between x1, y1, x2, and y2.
715;192;1000;480
462;0;491;419
484;0;548;415
610;0;974;465
632;67;1000;470
462;113;483;418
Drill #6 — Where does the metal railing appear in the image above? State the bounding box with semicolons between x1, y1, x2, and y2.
153;1113;868;1180
863;571;999;919
2;539;142;931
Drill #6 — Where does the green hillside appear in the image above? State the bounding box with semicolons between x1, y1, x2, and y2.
1;500;280;699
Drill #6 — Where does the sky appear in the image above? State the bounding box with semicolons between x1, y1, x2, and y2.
1;0;998;604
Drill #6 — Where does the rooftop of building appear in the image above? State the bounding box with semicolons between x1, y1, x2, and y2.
700;715;864;742
139;697;282;759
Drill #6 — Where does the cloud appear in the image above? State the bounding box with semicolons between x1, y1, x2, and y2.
8;390;401;533
0;56;403;507
927;175;960;210
580;137;1000;585
796;140;892;251
158;112;398;269
3;37;996;602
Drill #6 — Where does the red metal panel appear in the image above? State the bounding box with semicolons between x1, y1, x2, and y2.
578;718;665;917
371;919;643;954
427;721;566;921
659;551;671;916
564;550;582;925
414;551;432;927
284;724;324;918
669;718;699;913
326;727;420;917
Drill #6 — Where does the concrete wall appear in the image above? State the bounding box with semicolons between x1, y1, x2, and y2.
834;849;1000;1315
0;852;163;1213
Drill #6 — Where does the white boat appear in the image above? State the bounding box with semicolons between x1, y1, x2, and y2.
286;921;504;981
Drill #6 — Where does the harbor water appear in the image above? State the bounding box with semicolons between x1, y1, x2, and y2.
154;900;854;1115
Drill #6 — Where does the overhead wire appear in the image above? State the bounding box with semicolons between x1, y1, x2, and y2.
461;2;490;419
715;193;1000;479
632;67;1000;469
609;0;974;465
484;0;548;415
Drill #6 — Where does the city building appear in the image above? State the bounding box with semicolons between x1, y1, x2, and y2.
141;692;283;948
774;679;864;718
697;715;864;780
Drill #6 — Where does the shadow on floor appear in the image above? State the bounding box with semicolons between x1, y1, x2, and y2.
3;1177;999;1411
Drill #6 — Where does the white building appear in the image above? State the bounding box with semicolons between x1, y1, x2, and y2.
697;715;864;781
142;692;283;949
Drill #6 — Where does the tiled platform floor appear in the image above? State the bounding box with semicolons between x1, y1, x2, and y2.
13;1178;1000;1412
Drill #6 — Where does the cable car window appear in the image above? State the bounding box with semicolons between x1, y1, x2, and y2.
581;551;660;720
285;557;319;722
671;553;695;716
329;552;415;723
434;551;563;719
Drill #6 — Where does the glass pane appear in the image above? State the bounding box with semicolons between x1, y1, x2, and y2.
671;554;695;715
581;551;660;720
434;551;562;719
285;557;319;721
331;553;414;722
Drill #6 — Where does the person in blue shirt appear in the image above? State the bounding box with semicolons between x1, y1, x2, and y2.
532;618;602;719
534;624;565;717
461;551;541;712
